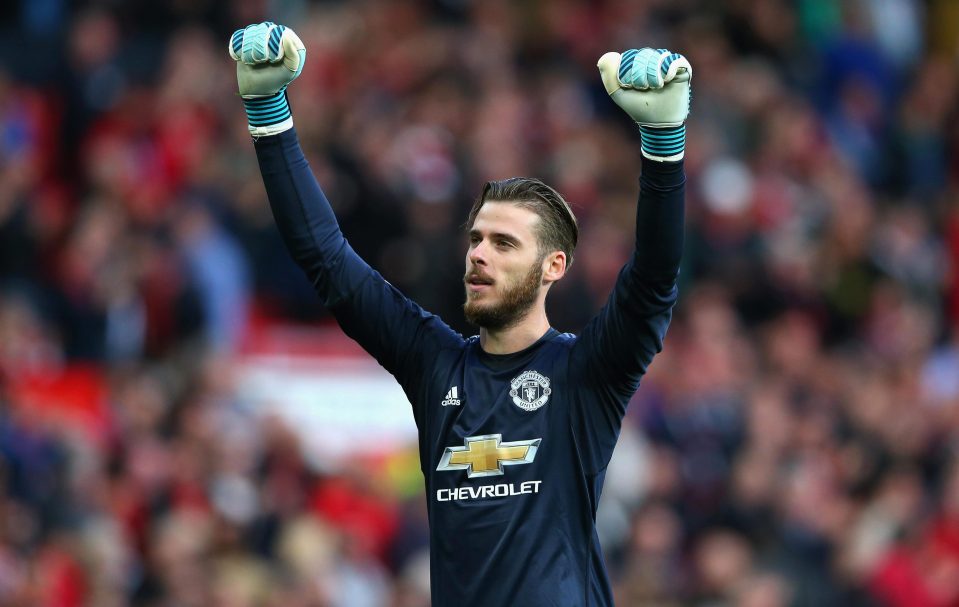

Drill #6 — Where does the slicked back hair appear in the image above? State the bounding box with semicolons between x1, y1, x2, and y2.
466;177;579;267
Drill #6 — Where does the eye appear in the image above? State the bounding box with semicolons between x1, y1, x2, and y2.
496;239;514;249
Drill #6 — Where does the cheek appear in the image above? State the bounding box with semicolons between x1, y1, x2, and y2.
500;264;524;287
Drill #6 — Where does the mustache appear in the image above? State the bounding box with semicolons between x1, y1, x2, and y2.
464;268;494;285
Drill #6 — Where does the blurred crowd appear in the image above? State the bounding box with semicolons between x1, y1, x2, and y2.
1;0;959;605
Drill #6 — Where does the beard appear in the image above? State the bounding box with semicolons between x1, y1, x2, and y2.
463;261;543;331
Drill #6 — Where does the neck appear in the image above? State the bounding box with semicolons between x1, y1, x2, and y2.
479;307;551;355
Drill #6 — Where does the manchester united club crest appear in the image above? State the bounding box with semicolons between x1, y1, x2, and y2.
509;370;552;412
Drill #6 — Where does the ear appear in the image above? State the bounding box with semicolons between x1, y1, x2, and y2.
541;250;567;284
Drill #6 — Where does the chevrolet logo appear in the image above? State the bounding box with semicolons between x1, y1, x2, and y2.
436;434;541;479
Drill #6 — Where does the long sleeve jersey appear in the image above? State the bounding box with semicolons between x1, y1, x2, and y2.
254;129;685;606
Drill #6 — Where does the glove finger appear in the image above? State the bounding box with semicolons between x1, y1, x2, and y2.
240;24;260;63
617;49;639;88
281;28;306;78
642;48;667;90
268;24;286;62
241;23;272;64
662;54;692;83
229;28;244;61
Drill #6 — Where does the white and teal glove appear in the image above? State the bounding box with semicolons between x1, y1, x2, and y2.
597;48;692;162
229;22;306;137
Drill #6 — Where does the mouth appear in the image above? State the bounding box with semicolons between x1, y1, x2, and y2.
465;272;494;293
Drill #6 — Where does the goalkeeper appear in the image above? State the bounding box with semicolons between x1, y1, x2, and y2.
230;22;688;606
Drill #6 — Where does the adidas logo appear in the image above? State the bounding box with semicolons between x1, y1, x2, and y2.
441;386;462;407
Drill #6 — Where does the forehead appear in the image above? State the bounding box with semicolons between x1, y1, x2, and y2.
472;201;540;239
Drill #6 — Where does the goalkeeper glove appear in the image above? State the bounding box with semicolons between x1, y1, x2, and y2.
597;48;692;162
229;22;306;137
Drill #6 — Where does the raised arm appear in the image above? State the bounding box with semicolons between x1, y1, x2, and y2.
573;155;684;387
571;48;690;471
230;23;461;418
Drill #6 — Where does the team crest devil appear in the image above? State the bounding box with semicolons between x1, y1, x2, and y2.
509;370;552;411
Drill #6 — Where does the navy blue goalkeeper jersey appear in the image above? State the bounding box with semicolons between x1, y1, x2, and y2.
254;129;684;606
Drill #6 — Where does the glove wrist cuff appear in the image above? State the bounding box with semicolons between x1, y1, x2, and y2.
639;124;685;162
243;89;293;136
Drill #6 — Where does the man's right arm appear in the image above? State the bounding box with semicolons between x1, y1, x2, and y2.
232;23;462;420
253;129;374;311
253;129;461;383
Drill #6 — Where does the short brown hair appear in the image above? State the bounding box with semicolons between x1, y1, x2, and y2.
466;178;579;267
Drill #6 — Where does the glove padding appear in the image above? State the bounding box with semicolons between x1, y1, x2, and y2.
229;22;306;136
598;48;691;161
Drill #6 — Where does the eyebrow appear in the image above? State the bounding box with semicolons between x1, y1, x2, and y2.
469;229;522;246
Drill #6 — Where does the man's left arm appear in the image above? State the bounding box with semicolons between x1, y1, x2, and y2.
578;155;685;384
571;48;690;472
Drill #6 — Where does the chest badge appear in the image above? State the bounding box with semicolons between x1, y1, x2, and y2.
509;370;552;412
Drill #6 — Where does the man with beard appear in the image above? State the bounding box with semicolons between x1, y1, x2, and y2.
231;22;689;607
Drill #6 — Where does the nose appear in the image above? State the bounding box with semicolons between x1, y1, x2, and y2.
469;239;488;266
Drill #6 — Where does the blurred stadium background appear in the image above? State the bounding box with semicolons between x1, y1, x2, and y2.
1;0;958;605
